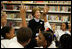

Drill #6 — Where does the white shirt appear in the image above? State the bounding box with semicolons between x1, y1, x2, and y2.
10;36;17;42
65;31;71;35
44;22;52;30
34;47;43;48
34;18;52;30
7;37;24;48
7;41;24;48
1;37;24;48
34;18;39;22
54;29;70;41
1;37;17;48
48;41;57;48
1;26;2;29
1;39;10;48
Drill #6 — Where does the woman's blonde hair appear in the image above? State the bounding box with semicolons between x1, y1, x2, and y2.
32;7;40;17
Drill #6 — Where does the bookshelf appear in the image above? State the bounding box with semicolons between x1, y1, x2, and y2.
1;1;71;29
3;10;71;14
2;2;71;6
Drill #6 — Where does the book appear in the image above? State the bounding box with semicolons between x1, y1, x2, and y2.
7;21;22;27
62;6;68;12
12;1;21;3
48;15;69;22
49;6;71;12
34;1;48;3
22;1;33;3
34;1;44;3
4;5;14;10
49;1;71;4
44;1;48;3
15;13;20;18
61;16;69;22
7;13;14;18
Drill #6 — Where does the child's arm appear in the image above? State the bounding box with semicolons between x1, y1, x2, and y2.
43;5;52;30
43;4;48;22
20;3;27;27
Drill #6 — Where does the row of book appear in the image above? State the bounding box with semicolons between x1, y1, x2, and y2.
48;15;69;22
7;13;70;22
49;6;71;12
7;13;33;19
7;21;22;27
7;20;62;30
2;1;71;4
3;5;33;10
47;1;71;4
3;5;71;12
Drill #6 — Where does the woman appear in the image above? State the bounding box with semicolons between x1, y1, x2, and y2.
28;7;45;38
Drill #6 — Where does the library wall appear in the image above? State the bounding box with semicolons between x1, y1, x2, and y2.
1;1;71;30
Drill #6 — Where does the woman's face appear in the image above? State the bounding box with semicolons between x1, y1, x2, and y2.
37;32;46;47
61;23;66;31
34;10;40;19
6;28;15;39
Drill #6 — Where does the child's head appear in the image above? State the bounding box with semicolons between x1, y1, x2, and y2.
37;29;53;48
61;22;68;31
60;34;71;48
32;7;41;19
1;18;7;27
1;26;15;39
16;27;32;47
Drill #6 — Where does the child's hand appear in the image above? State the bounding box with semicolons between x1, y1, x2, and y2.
43;4;48;13
20;3;27;27
20;4;26;18
43;4;49;18
20;4;26;13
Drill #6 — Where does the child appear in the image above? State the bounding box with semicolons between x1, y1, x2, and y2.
36;28;56;48
54;22;70;41
6;27;32;48
28;7;45;38
1;26;15;48
1;26;15;39
60;34;71;48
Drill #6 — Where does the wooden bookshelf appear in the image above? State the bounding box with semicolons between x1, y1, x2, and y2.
2;2;71;6
3;10;71;14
